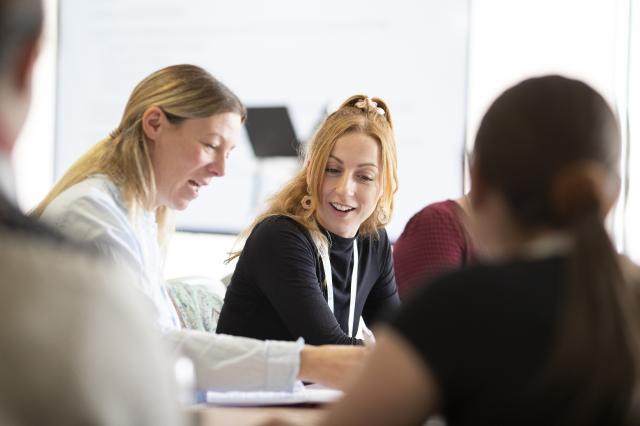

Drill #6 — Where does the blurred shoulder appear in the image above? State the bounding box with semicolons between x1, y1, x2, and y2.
0;231;180;425
0;230;135;308
0;191;67;242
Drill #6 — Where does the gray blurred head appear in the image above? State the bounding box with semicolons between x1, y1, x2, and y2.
0;0;43;78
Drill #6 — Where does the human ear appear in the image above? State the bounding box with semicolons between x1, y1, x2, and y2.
141;106;165;141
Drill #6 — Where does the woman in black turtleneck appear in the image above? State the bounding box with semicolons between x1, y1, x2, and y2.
216;95;401;345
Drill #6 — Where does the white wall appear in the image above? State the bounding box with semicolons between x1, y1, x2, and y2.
12;0;639;280
53;0;470;238
467;0;625;136
626;0;640;263
466;0;634;259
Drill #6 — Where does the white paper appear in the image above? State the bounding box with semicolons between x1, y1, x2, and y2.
205;381;343;406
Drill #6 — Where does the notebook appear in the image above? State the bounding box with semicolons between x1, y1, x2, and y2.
205;381;343;406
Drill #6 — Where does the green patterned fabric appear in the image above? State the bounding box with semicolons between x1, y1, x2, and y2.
165;277;226;332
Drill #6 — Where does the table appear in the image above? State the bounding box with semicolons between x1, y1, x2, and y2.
190;405;326;426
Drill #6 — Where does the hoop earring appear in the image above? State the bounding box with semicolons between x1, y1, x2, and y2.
301;195;313;210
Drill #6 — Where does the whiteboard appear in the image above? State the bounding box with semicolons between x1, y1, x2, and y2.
56;0;470;238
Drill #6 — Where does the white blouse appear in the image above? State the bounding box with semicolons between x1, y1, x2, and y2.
40;175;302;391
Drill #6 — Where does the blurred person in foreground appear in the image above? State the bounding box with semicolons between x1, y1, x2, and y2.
0;0;183;424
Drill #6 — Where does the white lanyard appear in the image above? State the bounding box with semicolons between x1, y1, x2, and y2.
319;240;359;337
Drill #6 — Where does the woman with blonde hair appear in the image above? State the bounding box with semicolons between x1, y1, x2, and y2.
34;64;366;392
217;95;401;345
34;64;246;331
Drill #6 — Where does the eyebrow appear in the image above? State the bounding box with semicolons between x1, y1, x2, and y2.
202;132;236;150
203;132;222;138
328;155;379;169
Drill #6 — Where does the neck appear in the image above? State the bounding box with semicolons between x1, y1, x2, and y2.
315;216;358;239
488;227;571;261
472;191;570;261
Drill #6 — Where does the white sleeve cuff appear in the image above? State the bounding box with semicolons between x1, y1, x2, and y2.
164;330;304;392
264;337;305;392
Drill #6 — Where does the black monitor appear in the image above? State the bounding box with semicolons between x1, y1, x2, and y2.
245;106;299;158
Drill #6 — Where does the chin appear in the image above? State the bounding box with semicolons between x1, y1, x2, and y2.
169;201;190;211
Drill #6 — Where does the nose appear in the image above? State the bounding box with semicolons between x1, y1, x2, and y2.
208;155;226;177
335;173;355;196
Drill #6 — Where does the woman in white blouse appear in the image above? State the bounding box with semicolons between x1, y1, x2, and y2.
33;64;364;392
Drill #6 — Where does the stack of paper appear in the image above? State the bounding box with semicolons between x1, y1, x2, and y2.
205;382;343;406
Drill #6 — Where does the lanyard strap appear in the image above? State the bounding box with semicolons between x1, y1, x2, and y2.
320;240;359;337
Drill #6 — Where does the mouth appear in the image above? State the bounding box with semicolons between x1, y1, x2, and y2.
188;179;208;192
329;201;356;213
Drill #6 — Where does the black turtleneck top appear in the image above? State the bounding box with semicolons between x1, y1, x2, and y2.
216;215;401;345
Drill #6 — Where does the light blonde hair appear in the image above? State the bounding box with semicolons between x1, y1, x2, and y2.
32;64;246;246
228;94;398;261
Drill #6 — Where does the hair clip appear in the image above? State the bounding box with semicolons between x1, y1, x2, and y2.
355;98;385;116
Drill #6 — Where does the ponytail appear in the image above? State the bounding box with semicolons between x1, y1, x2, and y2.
534;164;640;424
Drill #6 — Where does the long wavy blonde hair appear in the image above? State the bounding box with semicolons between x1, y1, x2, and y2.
32;64;246;246
228;94;398;261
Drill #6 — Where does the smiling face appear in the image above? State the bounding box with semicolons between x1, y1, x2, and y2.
146;110;242;210
315;132;382;238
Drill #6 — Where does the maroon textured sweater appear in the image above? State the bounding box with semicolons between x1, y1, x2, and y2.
393;199;476;299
